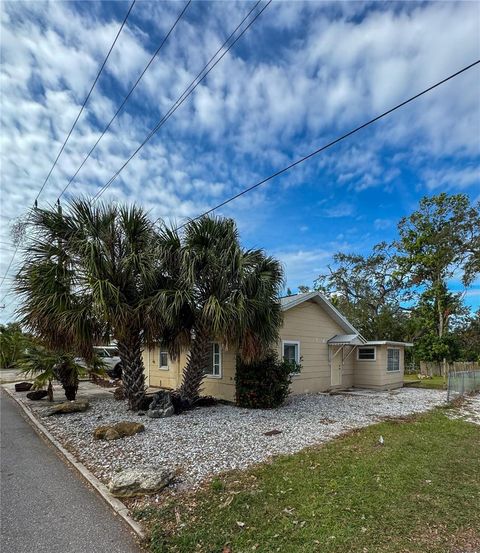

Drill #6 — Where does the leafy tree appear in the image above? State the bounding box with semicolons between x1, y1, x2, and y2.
453;310;480;362
153;216;284;404
396;193;480;341
315;242;408;340
15;200;169;410
0;323;30;369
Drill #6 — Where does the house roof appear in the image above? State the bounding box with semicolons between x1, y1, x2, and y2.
364;340;414;347
280;291;363;337
328;334;365;345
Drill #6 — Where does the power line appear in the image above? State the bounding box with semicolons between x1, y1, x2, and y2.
38;0;136;202
0;0;136;293
174;59;480;230
92;0;271;202
57;0;191;201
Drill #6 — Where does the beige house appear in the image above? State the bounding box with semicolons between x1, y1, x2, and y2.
143;291;412;402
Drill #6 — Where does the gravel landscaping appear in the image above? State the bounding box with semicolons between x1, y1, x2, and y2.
17;385;447;490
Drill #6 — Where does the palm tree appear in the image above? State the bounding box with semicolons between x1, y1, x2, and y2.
153;216;284;403
0;323;30;369
17;343;93;401
15;200;169;410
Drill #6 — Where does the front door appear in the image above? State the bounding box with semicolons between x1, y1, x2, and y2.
331;356;342;387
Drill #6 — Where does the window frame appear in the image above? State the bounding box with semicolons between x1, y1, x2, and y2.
282;340;301;374
159;350;169;370
205;342;222;379
387;348;400;372
357;346;376;361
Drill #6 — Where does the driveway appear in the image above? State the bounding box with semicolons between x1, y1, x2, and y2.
0;390;141;553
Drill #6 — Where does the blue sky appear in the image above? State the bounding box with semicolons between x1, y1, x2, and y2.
0;0;479;323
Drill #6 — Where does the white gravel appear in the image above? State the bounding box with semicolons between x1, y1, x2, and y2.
34;387;446;489
447;394;480;426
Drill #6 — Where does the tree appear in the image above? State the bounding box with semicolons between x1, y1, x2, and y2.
16;200;169;410
0;323;30;369
18;344;87;400
153;216;284;403
396;193;480;342
315;242;408;340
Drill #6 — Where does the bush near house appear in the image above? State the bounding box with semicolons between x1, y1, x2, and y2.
235;351;299;408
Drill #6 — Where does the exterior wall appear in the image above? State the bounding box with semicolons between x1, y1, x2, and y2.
143;345;237;402
142;301;406;401
278;299;352;394
354;345;405;390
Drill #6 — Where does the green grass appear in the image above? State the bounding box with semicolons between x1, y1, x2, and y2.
135;409;480;553
404;374;446;389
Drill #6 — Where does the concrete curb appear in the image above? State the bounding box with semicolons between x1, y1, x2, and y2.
2;386;146;540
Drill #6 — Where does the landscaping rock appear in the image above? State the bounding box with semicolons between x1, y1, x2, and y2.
93;421;144;441
47;400;89;415
15;381;33;392
26;390;48;400
108;468;174;497
147;390;175;418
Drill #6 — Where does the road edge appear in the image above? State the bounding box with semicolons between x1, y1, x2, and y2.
2;386;146;540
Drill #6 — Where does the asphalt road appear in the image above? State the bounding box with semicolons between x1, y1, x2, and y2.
0;391;141;553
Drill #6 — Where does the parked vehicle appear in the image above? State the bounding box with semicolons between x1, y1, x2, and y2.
75;346;123;379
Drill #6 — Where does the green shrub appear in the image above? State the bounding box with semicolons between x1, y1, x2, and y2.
235;351;300;408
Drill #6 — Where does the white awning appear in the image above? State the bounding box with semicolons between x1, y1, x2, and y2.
328;334;364;346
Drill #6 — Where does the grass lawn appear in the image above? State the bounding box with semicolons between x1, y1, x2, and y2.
134;408;480;553
404;374;446;389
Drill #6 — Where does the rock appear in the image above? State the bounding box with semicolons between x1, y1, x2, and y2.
193;395;217;408
26;390;48;400
15;382;33;392
264;429;282;436
47;400;89;415
147;390;175;418
113;385;125;400
93;421;145;441
170;392;191;414
108;468;174;497
137;395;154;411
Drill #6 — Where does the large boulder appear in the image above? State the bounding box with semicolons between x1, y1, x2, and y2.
47;400;89;415
108;468;174;497
147;390;174;418
15;382;33;392
93;421;145;441
26;390;48;400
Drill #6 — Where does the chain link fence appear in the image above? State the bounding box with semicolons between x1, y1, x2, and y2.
447;370;480;402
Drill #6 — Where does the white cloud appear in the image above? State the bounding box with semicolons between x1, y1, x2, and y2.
1;0;479;321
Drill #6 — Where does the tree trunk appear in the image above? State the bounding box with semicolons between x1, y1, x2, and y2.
179;323;210;403
55;362;79;400
117;333;146;411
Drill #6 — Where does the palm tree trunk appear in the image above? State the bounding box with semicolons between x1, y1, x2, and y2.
117;333;146;411
179;323;210;403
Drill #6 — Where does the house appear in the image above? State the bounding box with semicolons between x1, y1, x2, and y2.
142;291;412;401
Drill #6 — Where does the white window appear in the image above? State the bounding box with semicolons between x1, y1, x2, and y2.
357;347;376;361
282;341;300;372
387;348;400;372
205;343;221;377
159;351;168;369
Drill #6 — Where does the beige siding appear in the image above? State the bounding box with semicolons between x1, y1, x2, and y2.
354;345;404;390
279;299;350;394
142;300;406;401
200;348;236;402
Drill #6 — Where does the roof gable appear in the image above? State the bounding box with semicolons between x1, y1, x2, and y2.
280;291;363;338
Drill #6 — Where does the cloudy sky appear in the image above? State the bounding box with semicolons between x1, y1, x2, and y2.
1;0;479;323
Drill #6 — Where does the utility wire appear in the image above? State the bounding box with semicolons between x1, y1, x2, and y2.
91;0;270;202
0;0;136;293
57;0;191;201
173;59;480;230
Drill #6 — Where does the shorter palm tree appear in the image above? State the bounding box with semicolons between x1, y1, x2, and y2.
17;343;105;401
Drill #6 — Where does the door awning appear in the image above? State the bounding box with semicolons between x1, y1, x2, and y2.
328;334;364;346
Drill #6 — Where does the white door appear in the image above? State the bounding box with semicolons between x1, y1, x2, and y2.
331;356;342;386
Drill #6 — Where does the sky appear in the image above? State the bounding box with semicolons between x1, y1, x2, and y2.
0;0;479;324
